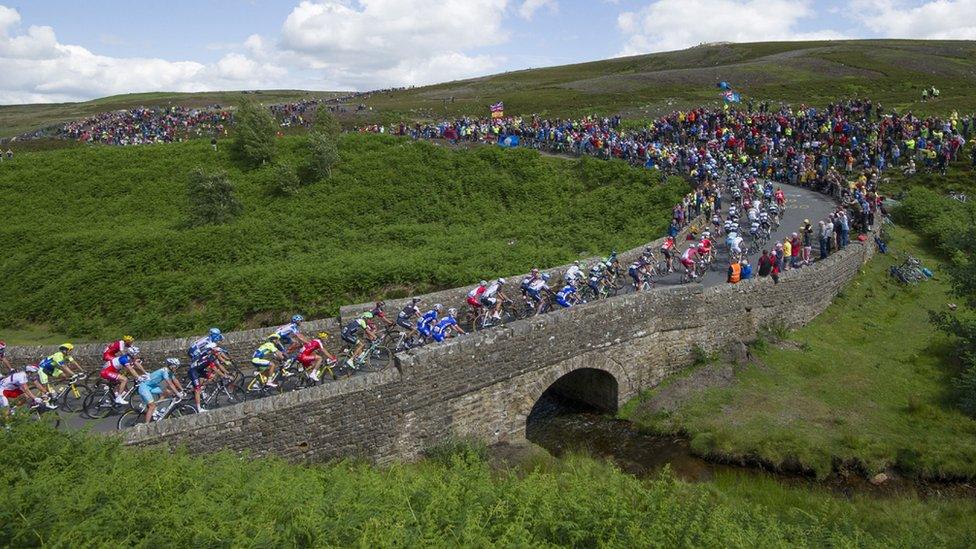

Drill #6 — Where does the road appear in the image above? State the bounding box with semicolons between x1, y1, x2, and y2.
64;183;835;434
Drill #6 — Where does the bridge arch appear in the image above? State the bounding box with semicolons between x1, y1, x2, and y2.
528;367;619;420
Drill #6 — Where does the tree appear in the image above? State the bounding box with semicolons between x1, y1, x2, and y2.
313;106;341;139
186;168;242;226
233;97;277;167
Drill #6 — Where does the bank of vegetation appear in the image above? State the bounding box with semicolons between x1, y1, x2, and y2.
0;133;686;341
3;423;975;547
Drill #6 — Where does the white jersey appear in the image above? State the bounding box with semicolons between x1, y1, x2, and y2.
731;236;744;253
528;278;548;291
564;265;583;282
484;282;501;298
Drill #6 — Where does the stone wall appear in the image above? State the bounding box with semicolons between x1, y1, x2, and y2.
124;229;875;463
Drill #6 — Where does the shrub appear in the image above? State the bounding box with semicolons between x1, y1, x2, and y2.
186;168;242;227
306;129;338;181
265;162;301;196
232;97;277;167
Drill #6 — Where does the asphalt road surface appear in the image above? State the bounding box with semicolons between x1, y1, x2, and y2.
64;184;836;435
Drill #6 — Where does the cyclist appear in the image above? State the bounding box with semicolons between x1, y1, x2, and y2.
628;258;649;291
297;332;337;382
370;301;396;329
660;236;676;272
37;343;81;390
526;272;552;313
711;212;721;234
100;345;147;405
680;246;700;280
768;201;780;225
251;334;286;387
275;315;308;354
774;187;786;208
556;280;579;307
341;314;376;370
521;268;541;298
728;232;745;260
0;341;11;375
586;263;606;297
431;308;465;342
138;358;185;424
699;232;714;263
564;261;585;285
186;329;230;413
188;328;227;365
102;335;135;363
396;297;423;335
466;280;488;310
1;365;47;416
417;303;443;340
481;278;508;321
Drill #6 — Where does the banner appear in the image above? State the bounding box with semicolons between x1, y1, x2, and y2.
490;101;504;119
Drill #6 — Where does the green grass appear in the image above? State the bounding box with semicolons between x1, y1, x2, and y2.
623;226;976;479
0;133;687;340
4;422;975;547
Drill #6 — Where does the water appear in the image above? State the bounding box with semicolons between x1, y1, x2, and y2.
524;393;976;499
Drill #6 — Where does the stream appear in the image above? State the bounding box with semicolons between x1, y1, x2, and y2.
524;393;976;499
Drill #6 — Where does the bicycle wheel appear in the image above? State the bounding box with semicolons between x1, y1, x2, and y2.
171;404;198;419
129;391;147;414
60;382;91;413
212;380;247;408
608;273;626;291
362;345;393;372
83;388;116;420
117;410;144;430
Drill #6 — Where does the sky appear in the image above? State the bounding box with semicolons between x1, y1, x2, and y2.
1;0;975;104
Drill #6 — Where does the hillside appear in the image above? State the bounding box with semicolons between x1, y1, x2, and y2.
0;133;686;341
354;39;976;123
4;40;975;140
0;90;342;139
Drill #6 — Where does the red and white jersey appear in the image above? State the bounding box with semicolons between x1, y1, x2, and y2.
661;238;675;251
699;238;712;251
681;248;697;261
467;286;486;299
0;371;27;391
102;340;128;362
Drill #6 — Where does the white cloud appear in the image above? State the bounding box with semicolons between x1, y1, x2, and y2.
617;0;845;55
0;4;290;104
855;0;976;40
278;0;510;88
518;0;557;20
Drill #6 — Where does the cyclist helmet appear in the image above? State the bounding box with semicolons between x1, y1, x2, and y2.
375;301;385;309
497;277;507;285
211;333;224;343
165;357;181;368
361;312;374;319
25;364;38;374
122;335;135;345
411;297;422;304
267;333;281;341
317;331;330;340
433;303;443;311
291;314;304;323
447;307;457;317
209;327;222;340
479;280;488;287
574;260;581;267
542;273;551;281
59;343;74;352
128;346;140;356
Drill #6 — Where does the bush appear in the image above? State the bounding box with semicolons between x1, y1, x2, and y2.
265;162;301;196
232;97;277;167
185;168;243;227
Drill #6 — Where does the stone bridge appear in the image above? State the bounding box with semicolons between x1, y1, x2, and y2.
116;224;874;463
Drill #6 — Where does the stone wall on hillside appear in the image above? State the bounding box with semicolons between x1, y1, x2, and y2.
124;229;875;463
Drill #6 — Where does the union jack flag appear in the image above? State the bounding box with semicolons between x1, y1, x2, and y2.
490;101;504;113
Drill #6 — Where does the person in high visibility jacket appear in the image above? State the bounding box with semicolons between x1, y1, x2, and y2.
727;261;742;283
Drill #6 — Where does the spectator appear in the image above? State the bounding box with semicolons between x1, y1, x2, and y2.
727;260;742;284
741;259;753;280
820;219;832;259
801;220;813;265
758;250;773;279
790;232;801;268
782;238;792;271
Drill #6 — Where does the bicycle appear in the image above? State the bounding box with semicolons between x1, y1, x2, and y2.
82;381;138;419
44;373;91;414
339;338;392;374
117;393;197;430
199;372;246;409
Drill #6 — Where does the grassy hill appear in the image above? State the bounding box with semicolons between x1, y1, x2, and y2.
357;39;976;123
0;90;342;139
0;133;686;341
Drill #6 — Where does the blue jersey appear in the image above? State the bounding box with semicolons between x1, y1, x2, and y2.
431;316;458;341
141;367;171;389
419;309;438;326
275;322;300;341
556;285;576;301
